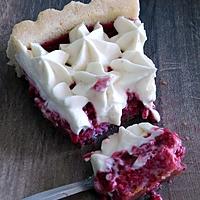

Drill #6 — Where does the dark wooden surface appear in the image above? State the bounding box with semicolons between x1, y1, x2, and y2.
0;0;200;200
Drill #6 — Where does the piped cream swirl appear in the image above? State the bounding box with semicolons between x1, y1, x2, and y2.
110;16;147;52
60;23;121;70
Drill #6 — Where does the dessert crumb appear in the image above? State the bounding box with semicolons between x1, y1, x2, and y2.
181;136;191;141
160;80;168;86
149;191;163;200
168;179;173;184
184;136;190;141
182;122;187;126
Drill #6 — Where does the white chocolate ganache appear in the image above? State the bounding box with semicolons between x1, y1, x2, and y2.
14;16;160;134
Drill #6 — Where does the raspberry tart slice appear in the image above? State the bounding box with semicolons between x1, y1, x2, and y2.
89;123;186;200
7;0;160;144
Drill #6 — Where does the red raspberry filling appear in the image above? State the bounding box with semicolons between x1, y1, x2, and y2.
41;22;117;52
93;129;186;200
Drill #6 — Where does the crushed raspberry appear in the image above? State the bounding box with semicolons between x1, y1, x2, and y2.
42;34;70;52
101;22;118;38
93;77;111;92
142;107;150;119
149;191;163;200
106;66;113;72
69;82;76;90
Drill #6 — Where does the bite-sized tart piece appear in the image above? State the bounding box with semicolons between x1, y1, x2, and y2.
89;123;186;200
7;0;160;145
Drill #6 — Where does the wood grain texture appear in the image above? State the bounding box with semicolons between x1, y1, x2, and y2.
0;0;199;200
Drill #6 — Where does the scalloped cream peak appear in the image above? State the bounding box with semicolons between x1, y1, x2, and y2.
60;22;122;70
110;16;147;52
